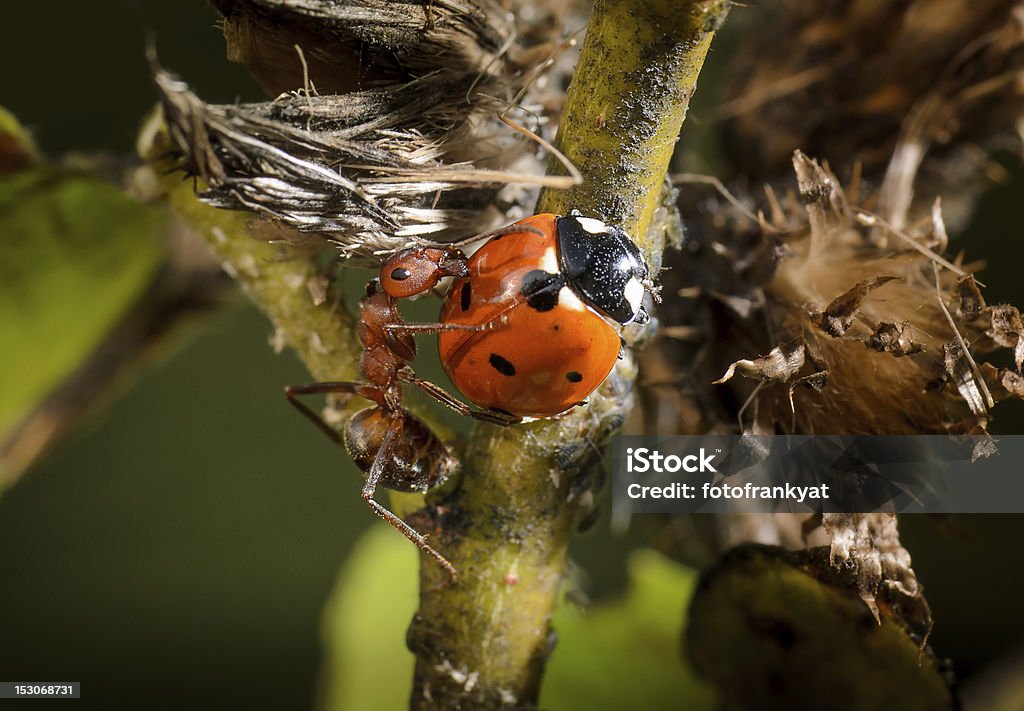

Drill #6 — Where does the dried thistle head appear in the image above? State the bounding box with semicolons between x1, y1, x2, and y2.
722;0;1024;232
652;152;1024;437
153;0;582;258
760;152;1020;434
647;150;1024;614
647;0;1024;438
637;0;1024;623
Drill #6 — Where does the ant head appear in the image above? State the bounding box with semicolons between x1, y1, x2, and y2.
379;247;468;299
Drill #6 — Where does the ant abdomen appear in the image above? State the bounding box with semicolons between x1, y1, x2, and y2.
344;408;457;493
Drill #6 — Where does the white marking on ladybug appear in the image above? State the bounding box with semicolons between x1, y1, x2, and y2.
558;286;587;311
541;245;559;273
574;216;609;235
624;276;645;318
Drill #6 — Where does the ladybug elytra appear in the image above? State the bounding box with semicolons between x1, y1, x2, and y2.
438;212;651;418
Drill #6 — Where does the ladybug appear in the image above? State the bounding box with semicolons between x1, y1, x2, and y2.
436;211;651;418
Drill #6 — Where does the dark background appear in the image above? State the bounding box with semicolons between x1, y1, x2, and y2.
2;2;1024;709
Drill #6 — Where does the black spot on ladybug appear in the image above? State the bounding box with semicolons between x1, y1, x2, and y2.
552;324;560;331
460;282;472;311
390;267;411;281
489;353;516;377
520;269;564;312
530;291;559;311
566;371;583;382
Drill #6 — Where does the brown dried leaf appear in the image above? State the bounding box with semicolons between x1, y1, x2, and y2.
714;340;805;384
811;276;900;338
957;274;986;322
1003;369;1024;397
792;151;845;240
988;304;1024;371
865;321;924;357
941;341;989;416
982;362;1024;400
822;513;922;624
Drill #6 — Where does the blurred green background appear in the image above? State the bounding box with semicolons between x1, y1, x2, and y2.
2;2;1024;710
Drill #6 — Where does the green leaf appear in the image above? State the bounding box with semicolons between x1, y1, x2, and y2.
0;106;39;171
0;169;165;447
320;531;713;711
541;549;715;710
318;523;418;711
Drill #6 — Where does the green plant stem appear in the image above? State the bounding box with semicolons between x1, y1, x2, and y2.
408;1;729;708
537;0;728;243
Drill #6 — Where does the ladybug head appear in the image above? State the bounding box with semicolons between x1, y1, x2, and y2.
556;212;652;326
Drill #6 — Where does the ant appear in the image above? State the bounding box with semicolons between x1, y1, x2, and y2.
285;239;524;582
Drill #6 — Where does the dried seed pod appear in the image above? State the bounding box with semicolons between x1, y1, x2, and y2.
155;0;579;256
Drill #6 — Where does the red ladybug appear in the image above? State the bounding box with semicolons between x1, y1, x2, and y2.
437;212;651;418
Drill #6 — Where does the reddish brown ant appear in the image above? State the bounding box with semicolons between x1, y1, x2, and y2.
286;241;522;581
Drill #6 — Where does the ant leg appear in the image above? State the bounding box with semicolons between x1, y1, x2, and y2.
385;321;490;335
285;381;369;445
440;223;545;248
363;419;458;582
384;312;509;339
399;372;521;426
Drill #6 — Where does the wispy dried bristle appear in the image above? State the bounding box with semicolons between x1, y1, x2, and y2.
157;70;514;254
